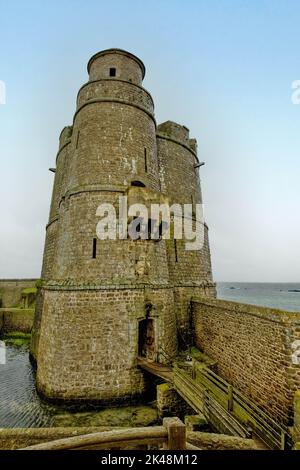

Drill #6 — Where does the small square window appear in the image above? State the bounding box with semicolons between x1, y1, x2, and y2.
109;67;116;77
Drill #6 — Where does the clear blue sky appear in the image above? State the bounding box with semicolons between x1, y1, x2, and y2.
0;0;299;281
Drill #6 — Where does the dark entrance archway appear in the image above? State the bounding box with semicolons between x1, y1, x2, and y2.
138;318;156;362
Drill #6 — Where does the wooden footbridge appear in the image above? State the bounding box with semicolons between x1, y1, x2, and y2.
138;356;293;450
19;356;293;451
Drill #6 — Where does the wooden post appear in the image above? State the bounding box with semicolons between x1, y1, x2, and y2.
227;385;233;412
163;417;186;450
280;430;286;450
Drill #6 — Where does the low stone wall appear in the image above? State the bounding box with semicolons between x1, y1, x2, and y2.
0;308;34;334
192;297;300;425
157;383;194;419
0;279;38;308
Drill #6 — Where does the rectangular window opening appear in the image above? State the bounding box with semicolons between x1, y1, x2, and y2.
92;238;97;259
109;67;116;77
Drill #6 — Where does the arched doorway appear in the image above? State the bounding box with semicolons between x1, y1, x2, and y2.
138;318;156;362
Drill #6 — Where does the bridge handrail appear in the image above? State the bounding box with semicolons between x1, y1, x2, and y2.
19;418;187;451
199;366;290;439
174;361;292;449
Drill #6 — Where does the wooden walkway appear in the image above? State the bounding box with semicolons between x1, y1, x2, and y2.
137;357;173;382
137;358;292;450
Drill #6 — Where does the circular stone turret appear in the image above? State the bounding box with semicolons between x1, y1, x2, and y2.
87;48;145;85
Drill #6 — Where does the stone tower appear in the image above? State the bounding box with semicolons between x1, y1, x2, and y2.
31;49;216;403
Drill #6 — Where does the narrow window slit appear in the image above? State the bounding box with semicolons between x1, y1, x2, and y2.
92;238;97;258
109;67;116;77
76;131;80;149
174;239;178;262
144;148;148;173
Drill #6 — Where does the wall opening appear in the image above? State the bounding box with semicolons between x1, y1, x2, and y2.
174;239;178;262
92;238;97;258
138;317;156;361
109;67;116;77
131;180;146;187
76;131;80;149
144;148;148;173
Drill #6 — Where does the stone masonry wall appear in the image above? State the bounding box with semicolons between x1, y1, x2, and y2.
0;279;37;308
36;287;177;401
0;308;34;334
192;297;300;425
88;50;144;86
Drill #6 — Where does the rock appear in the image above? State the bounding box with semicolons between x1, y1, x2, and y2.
185;414;209;432
52;405;158;428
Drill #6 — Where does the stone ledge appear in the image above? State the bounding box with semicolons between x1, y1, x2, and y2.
40;282;216;292
74;98;156;127
77;78;154;107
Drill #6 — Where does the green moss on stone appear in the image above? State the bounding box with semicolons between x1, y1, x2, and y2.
35;280;43;289
3;331;31;347
22;287;37;295
52;406;158;428
157;383;170;393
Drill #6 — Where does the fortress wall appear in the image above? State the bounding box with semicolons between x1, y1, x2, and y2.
70;102;158;191
0;308;34;334
77;80;154;114
165;226;214;286
157;121;190;146
36;287;177;401
0;280;37;308
51;191;170;284
41;220;58;280
173;286;216;345
157;124;216;337
43;128;72;280
47;127;72;229
49;142;70;222
157;133;202;206
30;288;44;360
192;297;300;424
